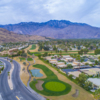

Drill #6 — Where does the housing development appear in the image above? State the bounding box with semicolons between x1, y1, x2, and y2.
0;39;100;100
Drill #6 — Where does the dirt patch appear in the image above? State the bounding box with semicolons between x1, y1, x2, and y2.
36;80;44;91
24;45;32;53
13;57;29;86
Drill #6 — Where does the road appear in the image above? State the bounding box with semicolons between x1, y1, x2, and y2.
0;59;17;100
0;58;45;100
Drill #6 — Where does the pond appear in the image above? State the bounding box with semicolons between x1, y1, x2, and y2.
31;69;43;77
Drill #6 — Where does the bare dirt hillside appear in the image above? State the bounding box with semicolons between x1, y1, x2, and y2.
0;28;48;43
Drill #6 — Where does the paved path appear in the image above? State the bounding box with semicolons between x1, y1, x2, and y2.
0;57;46;100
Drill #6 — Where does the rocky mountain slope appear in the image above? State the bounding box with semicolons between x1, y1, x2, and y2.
0;20;100;39
0;28;48;43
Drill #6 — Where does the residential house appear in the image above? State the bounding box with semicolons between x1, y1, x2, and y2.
73;65;91;69
64;57;74;62
56;62;66;68
88;78;100;89
80;69;95;76
73;61;81;66
62;55;71;59
8;48;18;55
68;71;81;79
49;59;58;64
44;56;53;60
89;68;100;75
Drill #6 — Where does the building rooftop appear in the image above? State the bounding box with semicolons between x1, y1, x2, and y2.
68;71;81;77
88;78;100;86
57;65;66;68
57;62;65;65
50;59;57;61
82;70;95;75
90;68;100;72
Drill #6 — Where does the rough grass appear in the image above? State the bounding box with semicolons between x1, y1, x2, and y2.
13;57;29;86
30;44;36;50
30;64;71;96
27;58;33;61
19;57;25;60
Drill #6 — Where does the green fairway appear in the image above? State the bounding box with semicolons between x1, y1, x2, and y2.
30;64;71;96
27;58;33;61
30;44;36;50
45;81;66;92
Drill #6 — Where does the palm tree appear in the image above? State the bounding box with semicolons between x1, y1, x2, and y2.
8;72;10;79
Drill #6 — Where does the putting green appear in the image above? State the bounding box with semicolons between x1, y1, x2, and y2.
45;81;66;92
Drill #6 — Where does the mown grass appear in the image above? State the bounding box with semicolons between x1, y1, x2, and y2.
88;53;94;55
30;44;36;50
28;52;41;56
30;64;71;96
27;58;33;61
45;81;66;92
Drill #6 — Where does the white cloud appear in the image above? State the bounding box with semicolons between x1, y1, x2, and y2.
0;0;100;27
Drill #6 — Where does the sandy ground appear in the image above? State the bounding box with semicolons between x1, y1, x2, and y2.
35;80;44;91
32;57;94;100
13;57;29;86
24;45;32;53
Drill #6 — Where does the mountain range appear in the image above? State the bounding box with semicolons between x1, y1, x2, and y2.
0;20;100;39
0;28;48;43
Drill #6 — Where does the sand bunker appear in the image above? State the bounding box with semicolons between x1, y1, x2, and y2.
36;80;44;91
72;89;79;97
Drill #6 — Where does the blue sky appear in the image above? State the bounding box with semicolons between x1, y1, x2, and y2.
0;0;100;27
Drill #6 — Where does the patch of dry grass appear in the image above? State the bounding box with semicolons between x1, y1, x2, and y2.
13;57;29;86
88;51;94;53
24;45;32;53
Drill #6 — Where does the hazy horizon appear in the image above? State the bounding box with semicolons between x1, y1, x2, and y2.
0;0;100;27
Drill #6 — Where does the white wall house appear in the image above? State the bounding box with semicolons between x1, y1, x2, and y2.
88;78;100;89
68;71;81;79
